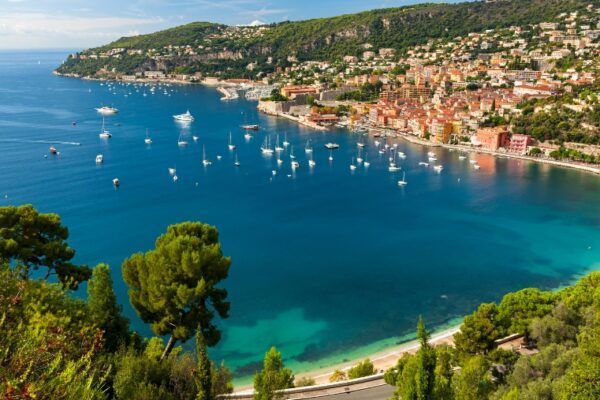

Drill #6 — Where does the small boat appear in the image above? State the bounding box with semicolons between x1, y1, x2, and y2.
374;140;380;146
217;155;222;160
458;155;466;160
177;134;188;147
364;155;370;167
290;146;296;160
144;129;152;144
357;142;365;148
277;154;283;165
328;149;333;162
173;110;194;122
469;159;477;165
112;178;120;187
274;135;284;152
427;151;436;157
96;106;118;114
193;136;199;142
283;133;290;147
357;147;363;164
228;132;236;151
434;165;444;172
398;172;408;186
419;162;429;167
99;117;112;139
428;156;437;162
350;157;357;171
202;146;212;166
398;152;406;159
168;167;176;175
261;136;274;155
305;140;313;154
308;153;316;168
325;142;340;150
173;175;179;182
291;160;299;169
244;132;253;140
49;146;57;155
388;165;400;172
234;153;241;167
473;164;481;170
241;124;259;131
95;154;104;164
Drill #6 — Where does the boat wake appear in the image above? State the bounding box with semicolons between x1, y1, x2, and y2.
0;139;81;146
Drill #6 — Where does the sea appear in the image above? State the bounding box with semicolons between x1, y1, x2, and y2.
1;50;599;383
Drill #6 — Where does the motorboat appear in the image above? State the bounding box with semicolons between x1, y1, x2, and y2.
173;110;194;122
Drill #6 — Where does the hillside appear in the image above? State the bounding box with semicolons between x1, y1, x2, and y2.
56;0;591;79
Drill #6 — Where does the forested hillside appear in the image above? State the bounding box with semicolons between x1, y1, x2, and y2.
56;0;591;78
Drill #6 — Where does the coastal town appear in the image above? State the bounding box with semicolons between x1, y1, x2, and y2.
58;4;600;172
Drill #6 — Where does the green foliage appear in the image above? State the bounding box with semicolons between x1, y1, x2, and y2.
253;347;294;400
294;376;316;387
454;303;504;356
528;147;542;156
211;361;234;397
122;222;231;359
347;359;375;379
195;332;212;400
113;342;198;400
498;288;557;335
88;263;130;352
0;205;91;289
337;81;382;102
451;356;493;400
328;369;347;382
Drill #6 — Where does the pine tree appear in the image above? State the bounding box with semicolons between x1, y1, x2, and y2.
122;222;231;360
253;347;294;400
87;263;129;351
415;316;436;400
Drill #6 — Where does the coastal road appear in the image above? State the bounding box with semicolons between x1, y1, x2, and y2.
317;384;395;400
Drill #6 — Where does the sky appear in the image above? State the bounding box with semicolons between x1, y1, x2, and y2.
0;0;465;50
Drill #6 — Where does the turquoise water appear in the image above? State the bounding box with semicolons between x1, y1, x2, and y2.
1;51;599;381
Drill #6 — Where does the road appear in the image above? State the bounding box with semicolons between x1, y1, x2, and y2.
317;384;395;400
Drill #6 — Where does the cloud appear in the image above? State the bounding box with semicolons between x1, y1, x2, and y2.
0;12;162;48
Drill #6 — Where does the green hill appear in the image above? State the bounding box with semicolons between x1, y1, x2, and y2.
56;0;590;79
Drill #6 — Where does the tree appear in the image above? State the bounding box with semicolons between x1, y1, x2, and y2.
253;347;294;400
122;222;231;360
454;303;503;356
295;377;316;387
452;356;493;400
415;316;436;400
347;359;375;379
211;361;234;397
195;331;212;400
433;345;454;400
498;288;556;335
0;205;91;289
87;263;129;352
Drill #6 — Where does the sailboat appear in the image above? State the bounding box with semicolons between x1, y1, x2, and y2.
364;155;370;167
99;117;111;138
357;147;363;164
328;149;333;162
388;152;400;172
290;145;296;159
202;145;212;166
277;152;283;166
350;157;357;171
283;133;290;147
275;135;284;152
305;139;313;154
398;172;408;186
228;132;236;151
261;136;274;155
177;134;188;146
308;152;316;168
144;129;152;144
234;152;241;167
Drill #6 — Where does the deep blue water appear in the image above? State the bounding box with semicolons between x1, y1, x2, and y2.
1;51;599;380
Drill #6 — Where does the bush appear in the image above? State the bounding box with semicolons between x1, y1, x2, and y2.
347;359;375;379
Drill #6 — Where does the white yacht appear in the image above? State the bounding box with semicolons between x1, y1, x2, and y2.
95;154;104;164
173;110;194;122
291;160;299;169
96;106;118;114
469;159;477;165
144;129;152;144
364;155;370;167
308;153;316;168
112;178;120;187
434;165;444;172
350;157;357;171
99;118;111;139
325;142;339;150
473;164;481;170
419;162;429;167
168;167;176;175
193;136;199;142
458;155;467;160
